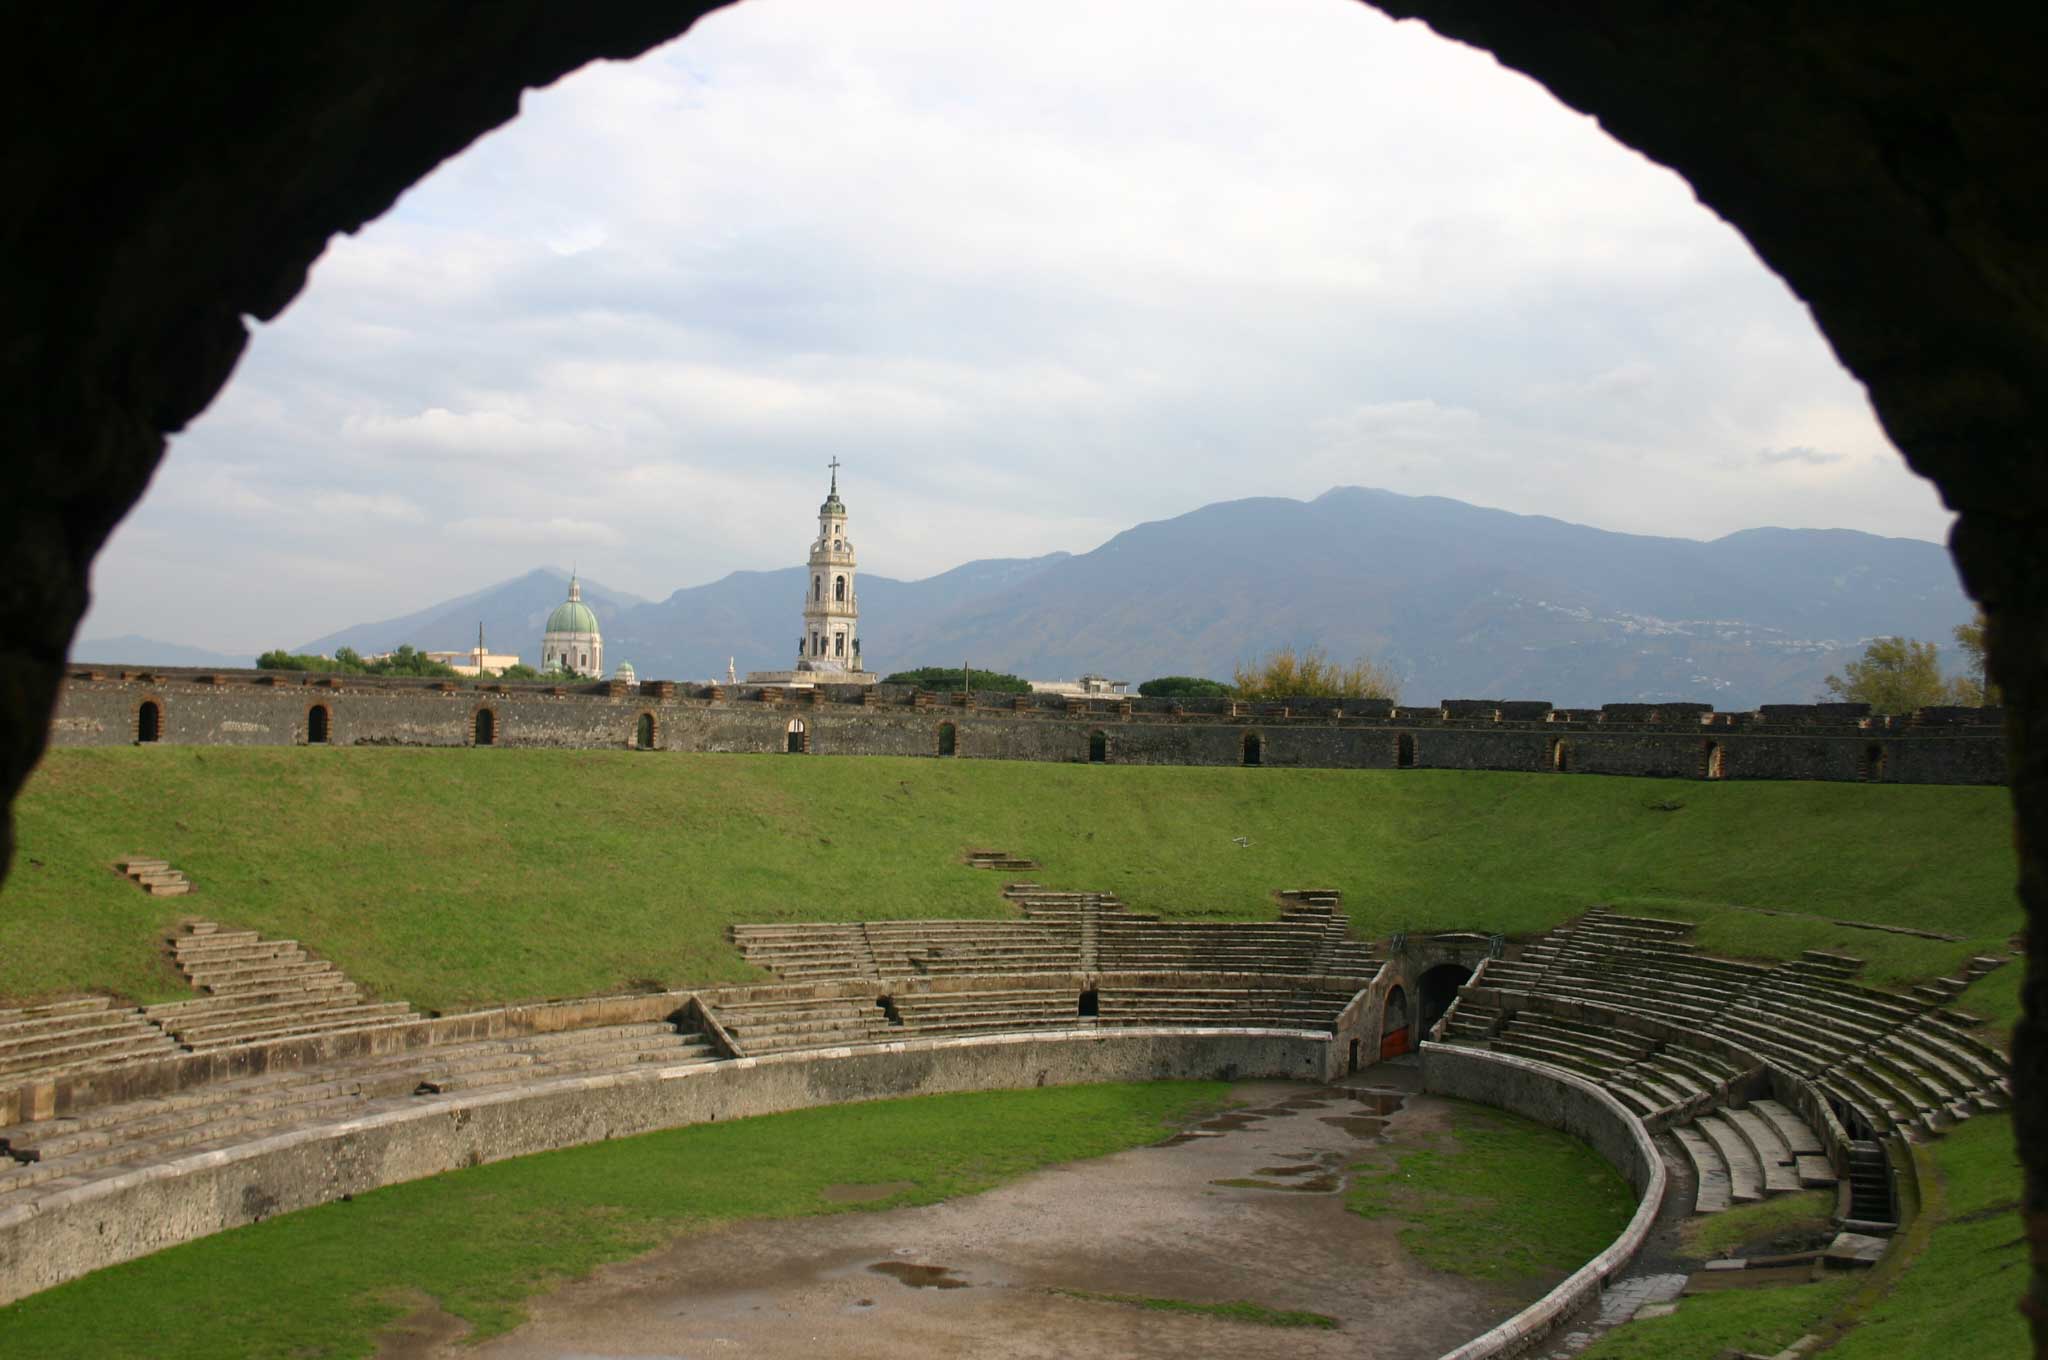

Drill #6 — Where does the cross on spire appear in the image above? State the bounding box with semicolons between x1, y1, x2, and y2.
828;457;840;494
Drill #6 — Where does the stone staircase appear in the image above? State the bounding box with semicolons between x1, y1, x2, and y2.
964;848;1039;871
0;1017;717;1210
146;921;416;1051
702;992;891;1054
1095;982;1360;1032
117;856;190;897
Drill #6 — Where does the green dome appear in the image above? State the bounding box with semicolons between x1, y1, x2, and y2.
546;600;599;634
545;575;600;636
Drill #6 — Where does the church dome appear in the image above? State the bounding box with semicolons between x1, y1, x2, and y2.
545;575;600;635
614;661;635;684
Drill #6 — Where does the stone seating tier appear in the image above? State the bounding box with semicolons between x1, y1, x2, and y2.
0;999;179;1083
0;1019;717;1209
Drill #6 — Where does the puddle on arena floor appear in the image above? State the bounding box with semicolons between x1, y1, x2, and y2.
454;1074;1522;1360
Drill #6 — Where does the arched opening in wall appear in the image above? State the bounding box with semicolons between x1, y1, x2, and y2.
636;712;656;750
1702;740;1725;780
937;721;957;756
1242;731;1262;766
1078;988;1098;1018
1395;733;1416;769
812;575;822;603
1380;985;1411;1060
1863;743;1887;782
786;718;807;754
1550;738;1568;772
307;704;330;745
1417;963;1472;1038
1347;1037;1361;1075
834;575;846;602
1087;730;1108;764
474;707;496;746
136;699;162;744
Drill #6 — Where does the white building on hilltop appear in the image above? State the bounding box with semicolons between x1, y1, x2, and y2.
541;573;604;677
748;461;877;688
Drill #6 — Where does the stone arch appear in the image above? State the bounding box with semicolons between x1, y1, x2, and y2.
1242;730;1262;766
834;574;846;602
1550;737;1568;772
936;721;956;757
135;697;163;744
1380;985;1411;1060
10;15;2048;1329
473;706;496;747
786;717;807;754
1087;729;1108;764
1864;742;1887;782
306;703;331;745
1396;732;1416;769
812;574;822;603
636;711;656;750
1702;740;1725;780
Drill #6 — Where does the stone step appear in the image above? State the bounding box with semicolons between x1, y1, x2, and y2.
169;1003;416;1047
173;938;304;965
0;1014;159;1063
143;977;359;1018
174;928;261;949
1670;1125;1731;1213
0;1030;178;1082
119;858;171;874
1724;1106;1801;1193
0;997;113;1026
1750;1098;1825;1156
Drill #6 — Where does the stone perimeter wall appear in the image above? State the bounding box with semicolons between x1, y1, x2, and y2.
47;670;2008;785
1422;1044;1669;1360
0;1028;1321;1310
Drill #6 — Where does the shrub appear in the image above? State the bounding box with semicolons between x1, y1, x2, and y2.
882;666;1033;693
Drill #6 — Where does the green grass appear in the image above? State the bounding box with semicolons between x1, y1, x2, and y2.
0;1081;1226;1360
1055;1290;1339;1328
1680;1189;1836;1260
1;749;2018;1010
1345;1100;1637;1282
1824;1115;2026;1360
1576;1276;1858;1360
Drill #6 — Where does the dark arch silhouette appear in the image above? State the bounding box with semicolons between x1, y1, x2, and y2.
1865;743;1887;782
473;707;495;747
1550;737;1568;772
136;700;162;744
7;12;2048;1328
834;575;846;602
636;712;655;750
307;703;330;745
1087;730;1107;764
1702;740;1725;780
937;721;956;757
1396;733;1416;769
1242;731;1262;766
786;718;807;754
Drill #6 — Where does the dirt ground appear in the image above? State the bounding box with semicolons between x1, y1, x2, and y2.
388;1070;1539;1360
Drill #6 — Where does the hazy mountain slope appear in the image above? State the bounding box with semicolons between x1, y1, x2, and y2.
70;635;252;669
297;569;647;665
275;489;1968;706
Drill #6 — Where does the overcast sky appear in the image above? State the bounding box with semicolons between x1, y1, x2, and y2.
79;0;1955;655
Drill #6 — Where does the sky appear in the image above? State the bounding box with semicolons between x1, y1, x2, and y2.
78;0;1955;656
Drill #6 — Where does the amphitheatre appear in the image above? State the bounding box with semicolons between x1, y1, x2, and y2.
2;5;2044;1360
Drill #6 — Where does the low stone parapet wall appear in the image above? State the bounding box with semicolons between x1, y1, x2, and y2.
0;1028;1324;1308
1420;1043;1668;1360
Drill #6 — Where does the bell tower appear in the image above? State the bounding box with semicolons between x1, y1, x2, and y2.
800;459;861;672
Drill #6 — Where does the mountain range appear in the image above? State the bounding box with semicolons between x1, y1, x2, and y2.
75;488;1974;707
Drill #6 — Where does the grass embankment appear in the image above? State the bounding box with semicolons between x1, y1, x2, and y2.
1578;1115;2025;1360
0;1081;1226;1360
1346;1100;1637;1284
0;748;2018;1012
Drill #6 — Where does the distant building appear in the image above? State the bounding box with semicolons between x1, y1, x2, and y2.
748;462;878;688
540;574;604;677
613;660;635;686
1031;674;1131;697
426;623;519;678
